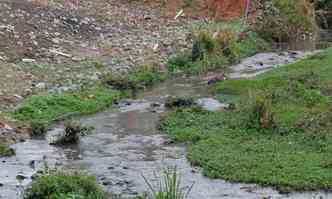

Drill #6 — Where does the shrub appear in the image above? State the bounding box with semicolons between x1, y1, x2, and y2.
24;170;108;199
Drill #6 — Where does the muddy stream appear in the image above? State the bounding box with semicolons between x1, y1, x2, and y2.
1;51;332;199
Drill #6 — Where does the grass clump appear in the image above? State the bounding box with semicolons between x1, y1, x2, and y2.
12;86;120;132
142;168;190;199
24;170;108;199
160;48;332;192
167;22;268;74
0;144;15;157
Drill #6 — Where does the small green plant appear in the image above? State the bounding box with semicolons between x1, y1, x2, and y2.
143;168;191;199
24;170;107;199
0;144;15;157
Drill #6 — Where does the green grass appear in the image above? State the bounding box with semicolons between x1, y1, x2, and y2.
0;144;15;157
12;85;120;127
160;48;332;192
24;171;108;199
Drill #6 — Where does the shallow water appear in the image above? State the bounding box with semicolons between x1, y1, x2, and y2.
1;51;332;199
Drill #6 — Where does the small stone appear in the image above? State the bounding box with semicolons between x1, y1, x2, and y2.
22;58;36;63
16;174;27;181
71;56;84;62
35;82;46;89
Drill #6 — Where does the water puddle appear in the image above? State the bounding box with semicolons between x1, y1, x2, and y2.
1;51;331;199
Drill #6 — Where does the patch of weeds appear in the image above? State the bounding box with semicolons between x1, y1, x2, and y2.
165;96;196;109
103;65;166;91
12;85;120;126
0;144;15;157
240;92;276;131
160;48;332;191
167;21;269;74
24;170;108;199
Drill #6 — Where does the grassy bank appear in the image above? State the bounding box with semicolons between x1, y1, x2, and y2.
167;21;269;74
160;48;332;192
12;85;121;134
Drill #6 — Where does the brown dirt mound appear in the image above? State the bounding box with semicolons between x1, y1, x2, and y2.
144;0;248;20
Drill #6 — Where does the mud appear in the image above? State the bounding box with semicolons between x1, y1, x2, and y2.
1;51;332;199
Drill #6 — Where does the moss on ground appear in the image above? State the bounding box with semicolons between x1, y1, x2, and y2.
24;171;108;199
160;48;332;192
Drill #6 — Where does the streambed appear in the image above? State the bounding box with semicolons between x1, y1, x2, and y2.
1;51;331;199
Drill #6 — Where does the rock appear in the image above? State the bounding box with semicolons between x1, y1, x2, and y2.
35;82;46;89
16;174;27;181
102;180;112;186
71;56;84;62
165;96;196;109
205;73;227;85
22;58;36;63
196;98;228;112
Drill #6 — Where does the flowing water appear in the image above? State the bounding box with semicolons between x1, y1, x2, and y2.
1;51;332;199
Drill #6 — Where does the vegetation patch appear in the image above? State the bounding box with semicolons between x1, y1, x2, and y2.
160;48;332;192
24;170;108;199
0;144;15;157
12;85;121;133
254;0;316;42
167;21;269;74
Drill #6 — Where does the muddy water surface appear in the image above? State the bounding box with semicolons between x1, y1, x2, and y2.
1;51;332;199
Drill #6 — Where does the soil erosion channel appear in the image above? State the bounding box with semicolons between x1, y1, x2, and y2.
1;51;331;199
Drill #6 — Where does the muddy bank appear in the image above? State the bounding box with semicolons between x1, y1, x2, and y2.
1;51;331;199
